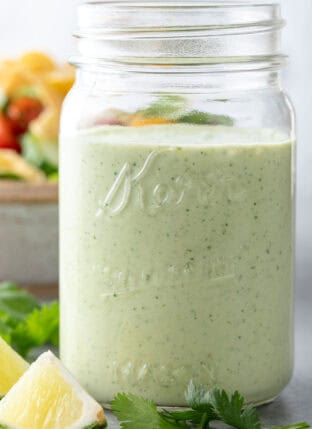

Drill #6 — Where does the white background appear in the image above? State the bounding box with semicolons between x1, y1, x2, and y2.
0;0;311;293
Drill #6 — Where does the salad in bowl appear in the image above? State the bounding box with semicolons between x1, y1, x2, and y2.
0;51;74;182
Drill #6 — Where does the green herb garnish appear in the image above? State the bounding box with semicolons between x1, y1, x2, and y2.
112;381;310;429
112;393;178;429
0;282;59;358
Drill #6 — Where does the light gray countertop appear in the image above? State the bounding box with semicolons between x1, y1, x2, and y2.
106;295;312;427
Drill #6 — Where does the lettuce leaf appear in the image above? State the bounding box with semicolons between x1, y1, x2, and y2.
21;132;58;174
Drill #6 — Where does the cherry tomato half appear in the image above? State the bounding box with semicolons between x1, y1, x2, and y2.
6;97;44;135
0;113;21;153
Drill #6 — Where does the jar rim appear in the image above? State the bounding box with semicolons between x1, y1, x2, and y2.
77;0;282;32
75;0;284;66
80;1;280;9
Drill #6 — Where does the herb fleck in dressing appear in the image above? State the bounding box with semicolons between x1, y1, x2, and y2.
60;124;293;406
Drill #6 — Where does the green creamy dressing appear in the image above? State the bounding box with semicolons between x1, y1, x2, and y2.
60;124;294;406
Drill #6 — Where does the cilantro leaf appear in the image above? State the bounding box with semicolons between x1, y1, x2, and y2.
184;383;261;428
111;393;180;429
112;383;310;429
0;282;59;358
272;424;311;429
0;282;40;324
161;409;203;425
185;380;216;413
11;301;59;357
0;318;11;343
209;389;261;429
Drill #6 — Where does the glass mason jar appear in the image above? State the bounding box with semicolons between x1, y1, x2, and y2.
60;1;295;407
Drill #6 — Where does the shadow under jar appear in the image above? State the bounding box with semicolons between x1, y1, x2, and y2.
60;1;296;407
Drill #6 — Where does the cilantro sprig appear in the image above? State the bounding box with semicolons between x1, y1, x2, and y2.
112;381;310;429
0;282;59;358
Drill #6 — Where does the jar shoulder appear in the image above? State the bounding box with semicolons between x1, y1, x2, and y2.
60;84;295;142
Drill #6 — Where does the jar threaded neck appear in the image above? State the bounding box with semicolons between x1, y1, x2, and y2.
75;1;285;68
